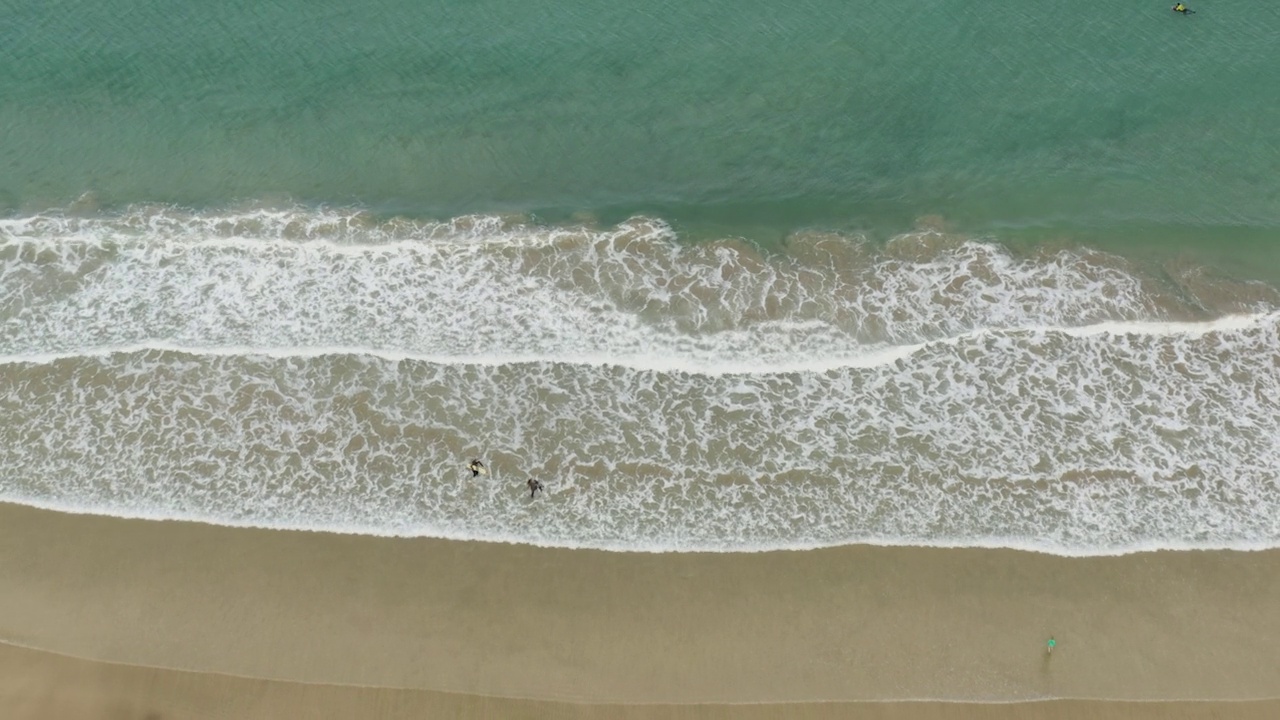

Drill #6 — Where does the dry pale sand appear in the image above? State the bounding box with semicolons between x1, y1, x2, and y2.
3;642;1278;720
3;502;1280;711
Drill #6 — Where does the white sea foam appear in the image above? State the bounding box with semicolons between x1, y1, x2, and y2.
0;308;1274;374
3;207;1280;554
3;320;1279;555
8;206;1262;367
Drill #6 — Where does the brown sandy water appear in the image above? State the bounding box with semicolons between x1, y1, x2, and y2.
5;212;1280;553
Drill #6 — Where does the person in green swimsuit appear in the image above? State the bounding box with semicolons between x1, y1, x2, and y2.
1047;637;1057;654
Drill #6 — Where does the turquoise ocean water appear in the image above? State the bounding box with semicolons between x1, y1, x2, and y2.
5;0;1280;235
3;0;1280;552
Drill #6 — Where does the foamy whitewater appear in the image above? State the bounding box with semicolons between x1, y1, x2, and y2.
3;208;1280;554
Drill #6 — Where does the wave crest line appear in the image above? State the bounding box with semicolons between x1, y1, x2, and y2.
1;312;1271;375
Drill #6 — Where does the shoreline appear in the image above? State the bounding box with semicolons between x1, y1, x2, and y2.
9;495;1280;558
4;502;1280;704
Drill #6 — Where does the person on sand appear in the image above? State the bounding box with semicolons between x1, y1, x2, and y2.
1172;3;1194;14
468;459;488;477
1047;636;1056;655
527;478;544;498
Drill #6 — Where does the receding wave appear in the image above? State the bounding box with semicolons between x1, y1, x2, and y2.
3;207;1279;554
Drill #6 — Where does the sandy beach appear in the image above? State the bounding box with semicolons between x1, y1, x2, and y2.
3;500;1280;715
3;643;1278;720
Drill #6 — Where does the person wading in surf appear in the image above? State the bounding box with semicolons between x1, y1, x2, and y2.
527;478;544;498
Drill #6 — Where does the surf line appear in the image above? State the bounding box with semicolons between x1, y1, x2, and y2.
0;312;1274;375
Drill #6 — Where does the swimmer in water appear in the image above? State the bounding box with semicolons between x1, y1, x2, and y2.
527;478;544;498
1172;3;1194;13
468;459;488;477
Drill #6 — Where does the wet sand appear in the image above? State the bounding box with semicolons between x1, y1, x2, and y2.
4;643;1278;720
2;502;1279;709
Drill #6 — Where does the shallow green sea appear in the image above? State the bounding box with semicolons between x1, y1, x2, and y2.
5;0;1279;243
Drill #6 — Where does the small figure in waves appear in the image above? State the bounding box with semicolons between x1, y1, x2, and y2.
527;478;544;498
468;459;488;477
1172;3;1194;14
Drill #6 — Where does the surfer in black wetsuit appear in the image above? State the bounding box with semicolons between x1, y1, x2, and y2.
1172;3;1194;13
468;459;488;477
527;478;544;498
